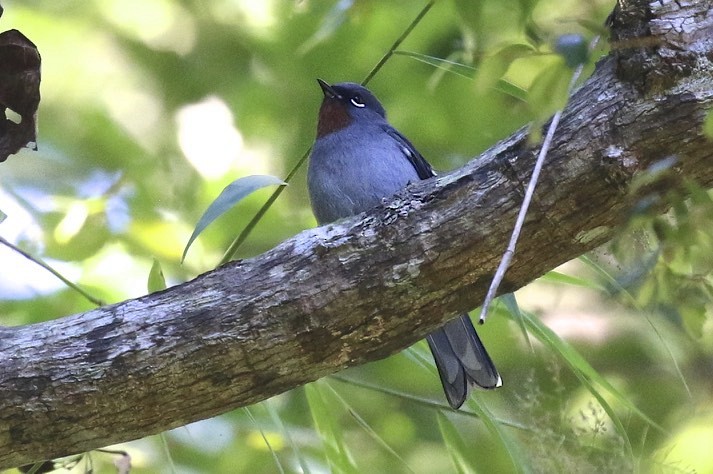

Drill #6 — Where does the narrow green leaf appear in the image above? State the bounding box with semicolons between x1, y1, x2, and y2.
147;258;166;293
475;44;535;94
245;406;286;474
394;50;529;102
521;310;665;439
495;79;530;103
540;270;605;290
704;108;713;140
394;50;477;79
500;293;532;350
305;382;357;473
183;175;286;262
264;400;312;474
24;462;48;474
465;391;534;474
324;381;415;473
453;0;486;31
331;373;529;431
436;412;477;474
0;208;6;224
528;59;572;122
406;342;533;473
580;255;692;397
158;432;178;474
220;163;304;266
575;18;611;38
680;304;706;339
520;312;636;459
299;0;355;54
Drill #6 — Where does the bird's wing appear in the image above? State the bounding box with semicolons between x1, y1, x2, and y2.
382;126;435;181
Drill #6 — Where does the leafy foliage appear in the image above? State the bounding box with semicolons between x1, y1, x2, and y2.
182;174;285;262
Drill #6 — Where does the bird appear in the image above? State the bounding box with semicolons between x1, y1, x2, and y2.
307;79;502;409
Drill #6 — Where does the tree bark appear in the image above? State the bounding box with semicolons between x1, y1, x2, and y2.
2;0;712;469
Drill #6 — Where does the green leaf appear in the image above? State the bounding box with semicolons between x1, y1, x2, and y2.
147;258;166;293
495;79;530;103
264;400;312;474
580;255;692;397
24;461;50;474
453;0;486;31
475;44;536;94
467;390;534;473
680;304;707;339
521;309;665;445
500;293;532;350
182;175;285;262
528;59;572;122
515;0;542;23
244;406;287;474
305;382;357;473
219;156;308;265
704;108;713;140
436;412;477;474
299;0;355;54
406;340;533;473
332;374;528;430
575;18;611;38
394;50;528;102
158;432;178;474
0;208;6;224
324;381;415;473
44;210;111;261
540;270;606;290
394;50;477;79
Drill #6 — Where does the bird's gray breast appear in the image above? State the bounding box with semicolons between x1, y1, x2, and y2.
308;125;420;224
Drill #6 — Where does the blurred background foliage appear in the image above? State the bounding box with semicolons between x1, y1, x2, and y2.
1;0;712;472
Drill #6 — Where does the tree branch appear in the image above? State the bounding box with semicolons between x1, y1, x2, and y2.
2;0;712;468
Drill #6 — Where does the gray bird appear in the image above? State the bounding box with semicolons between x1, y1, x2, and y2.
307;79;501;409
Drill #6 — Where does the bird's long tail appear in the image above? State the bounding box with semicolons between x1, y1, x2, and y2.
426;314;501;409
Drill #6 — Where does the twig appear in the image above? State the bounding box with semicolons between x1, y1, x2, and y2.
0;235;104;306
478;62;585;324
362;1;436;86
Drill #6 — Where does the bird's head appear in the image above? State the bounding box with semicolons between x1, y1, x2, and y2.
315;79;386;138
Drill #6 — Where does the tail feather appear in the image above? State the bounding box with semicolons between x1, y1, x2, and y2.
426;314;501;409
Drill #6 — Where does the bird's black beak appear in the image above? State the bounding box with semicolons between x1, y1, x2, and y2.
317;78;341;99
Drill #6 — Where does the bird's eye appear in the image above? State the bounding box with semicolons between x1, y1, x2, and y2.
350;95;365;108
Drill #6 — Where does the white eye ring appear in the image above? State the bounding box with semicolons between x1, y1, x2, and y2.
350;96;365;108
